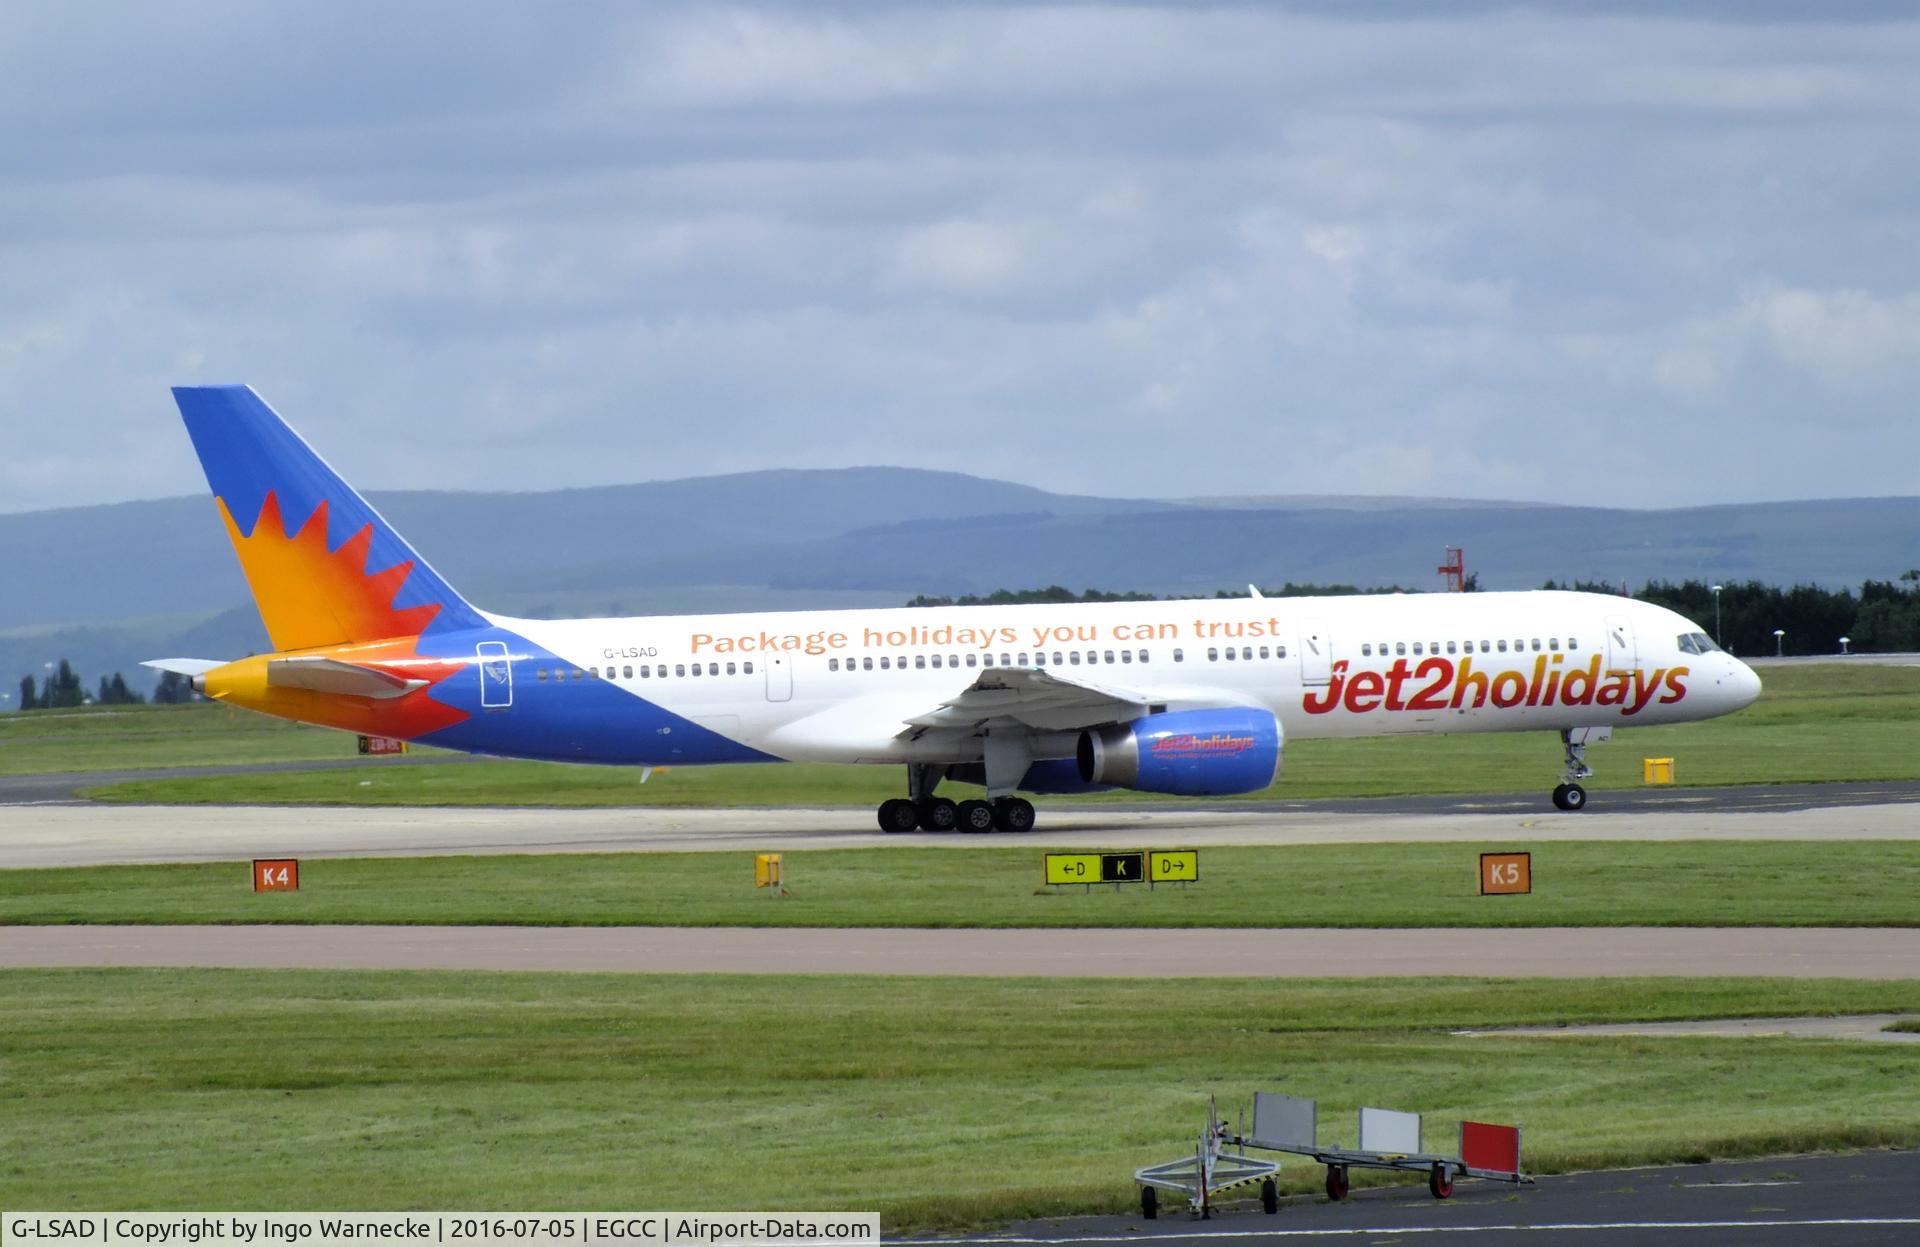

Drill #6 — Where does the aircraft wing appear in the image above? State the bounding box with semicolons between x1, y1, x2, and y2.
901;665;1152;734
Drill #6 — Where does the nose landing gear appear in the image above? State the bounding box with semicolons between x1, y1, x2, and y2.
1551;727;1606;811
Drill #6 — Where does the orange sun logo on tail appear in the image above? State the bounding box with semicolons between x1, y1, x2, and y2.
205;491;471;740
220;491;441;652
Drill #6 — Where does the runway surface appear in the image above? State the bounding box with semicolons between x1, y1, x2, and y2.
947;1151;1920;1246
8;924;1920;977
5;782;1920;867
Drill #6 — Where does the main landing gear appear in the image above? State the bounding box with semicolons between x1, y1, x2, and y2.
878;764;1035;833
875;795;1035;833
1552;727;1593;811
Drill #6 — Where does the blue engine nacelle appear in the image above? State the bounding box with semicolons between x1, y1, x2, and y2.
1076;708;1282;796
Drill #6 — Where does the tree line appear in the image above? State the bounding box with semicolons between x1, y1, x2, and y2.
13;661;199;711
1545;573;1920;657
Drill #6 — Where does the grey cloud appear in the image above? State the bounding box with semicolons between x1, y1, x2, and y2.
2;2;1919;514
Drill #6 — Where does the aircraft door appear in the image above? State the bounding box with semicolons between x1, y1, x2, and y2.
477;641;512;709
1300;620;1332;686
764;653;793;702
1605;615;1636;673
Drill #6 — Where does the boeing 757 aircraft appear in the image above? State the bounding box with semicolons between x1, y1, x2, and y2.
149;386;1762;832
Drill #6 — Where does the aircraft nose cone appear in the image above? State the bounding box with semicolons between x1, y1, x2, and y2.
1730;657;1762;708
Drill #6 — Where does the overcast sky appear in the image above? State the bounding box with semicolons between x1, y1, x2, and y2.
3;2;1918;513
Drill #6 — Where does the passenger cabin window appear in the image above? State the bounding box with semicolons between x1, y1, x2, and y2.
863;657;874;671
880;657;890;670
1531;639;1541;652
915;655;926;670
536;668;548;682
743;662;753;674
1362;644;1373;657
1446;642;1457;655
1496;641;1507;653
1395;642;1407;656
1208;647;1219;661
966;654;977;667
1412;643;1423;656
1173;648;1183;662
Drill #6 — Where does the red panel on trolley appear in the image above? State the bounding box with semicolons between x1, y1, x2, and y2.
1460;1121;1520;1174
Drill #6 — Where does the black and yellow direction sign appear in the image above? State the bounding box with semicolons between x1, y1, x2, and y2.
1044;852;1144;885
1045;850;1199;888
1148;850;1199;883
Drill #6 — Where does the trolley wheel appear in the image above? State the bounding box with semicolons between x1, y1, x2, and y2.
1428;1162;1454;1200
1325;1164;1349;1201
1139;1185;1158;1220
1261;1177;1279;1215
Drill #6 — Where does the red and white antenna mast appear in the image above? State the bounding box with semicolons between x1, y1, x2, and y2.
1437;546;1466;593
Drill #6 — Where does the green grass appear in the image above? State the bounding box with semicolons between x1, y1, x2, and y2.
73;664;1920;806
7;841;1920;928
4;970;1920;1226
0;702;393;775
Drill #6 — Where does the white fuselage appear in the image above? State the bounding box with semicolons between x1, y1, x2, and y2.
493;589;1761;767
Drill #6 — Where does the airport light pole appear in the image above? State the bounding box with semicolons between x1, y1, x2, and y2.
1710;584;1723;649
1840;635;1852;656
1774;628;1786;658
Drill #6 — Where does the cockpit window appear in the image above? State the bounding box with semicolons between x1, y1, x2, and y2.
1676;632;1720;655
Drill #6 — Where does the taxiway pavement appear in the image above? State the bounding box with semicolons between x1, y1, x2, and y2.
7;924;1920;977
944;1150;1920;1246
4;782;1920;867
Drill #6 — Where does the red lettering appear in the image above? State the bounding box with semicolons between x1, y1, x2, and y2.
1344;669;1385;713
1407;657;1454;711
1623;668;1665;716
1524;655;1548;706
1560;655;1601;706
1450;657;1488;709
1660;666;1690;704
1303;660;1349;715
1491;670;1528;708
1383;659;1414;710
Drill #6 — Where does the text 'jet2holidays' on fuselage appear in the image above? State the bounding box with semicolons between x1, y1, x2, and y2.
146;386;1762;833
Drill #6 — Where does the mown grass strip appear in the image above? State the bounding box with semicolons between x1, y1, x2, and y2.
3;970;1919;1227
6;841;1920;928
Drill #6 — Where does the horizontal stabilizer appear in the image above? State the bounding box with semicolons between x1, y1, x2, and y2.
142;658;224;677
267;656;427;700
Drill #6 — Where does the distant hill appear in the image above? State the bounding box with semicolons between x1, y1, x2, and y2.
4;466;1916;697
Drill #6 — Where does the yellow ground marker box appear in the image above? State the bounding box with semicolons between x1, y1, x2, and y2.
754;853;782;888
1643;757;1675;784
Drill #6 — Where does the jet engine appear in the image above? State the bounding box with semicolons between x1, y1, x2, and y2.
1076;707;1282;796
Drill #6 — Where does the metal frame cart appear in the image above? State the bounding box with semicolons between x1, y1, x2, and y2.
1235;1093;1530;1201
1132;1097;1281;1219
